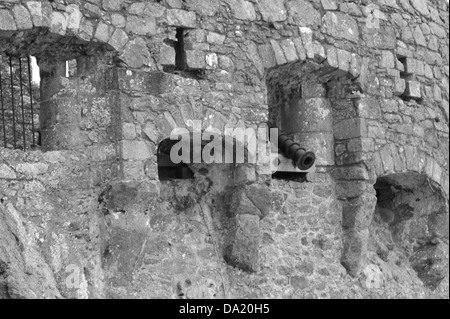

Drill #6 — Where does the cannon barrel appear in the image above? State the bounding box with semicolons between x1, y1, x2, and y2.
278;134;316;170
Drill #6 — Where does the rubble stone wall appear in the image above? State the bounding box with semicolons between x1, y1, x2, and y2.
1;0;449;299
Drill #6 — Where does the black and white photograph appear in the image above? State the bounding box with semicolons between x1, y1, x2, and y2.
0;0;448;305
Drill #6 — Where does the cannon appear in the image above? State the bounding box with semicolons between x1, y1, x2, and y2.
278;134;316;171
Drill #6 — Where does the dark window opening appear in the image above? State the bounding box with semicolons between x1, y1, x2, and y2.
0;55;40;151
272;171;307;182
373;174;448;291
157;138;195;181
175;28;186;71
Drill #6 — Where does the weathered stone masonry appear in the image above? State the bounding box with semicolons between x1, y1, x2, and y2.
0;0;449;299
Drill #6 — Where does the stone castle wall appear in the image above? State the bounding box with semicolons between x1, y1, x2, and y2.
0;0;449;298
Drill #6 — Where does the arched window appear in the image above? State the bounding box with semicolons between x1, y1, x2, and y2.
1;21;118;153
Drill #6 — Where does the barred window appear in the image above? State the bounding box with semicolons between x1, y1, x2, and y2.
0;55;40;151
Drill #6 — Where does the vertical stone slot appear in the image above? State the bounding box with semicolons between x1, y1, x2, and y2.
175;28;187;71
67;59;77;78
162;28;206;79
162;28;187;74
397;55;423;103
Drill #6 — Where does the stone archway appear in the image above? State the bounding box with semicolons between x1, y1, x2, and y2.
0;2;131;299
371;172;449;291
0;2;136;64
263;38;372;280
1;2;126;167
340;139;449;278
154;131;269;274
257;34;449;286
100;129;272;298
